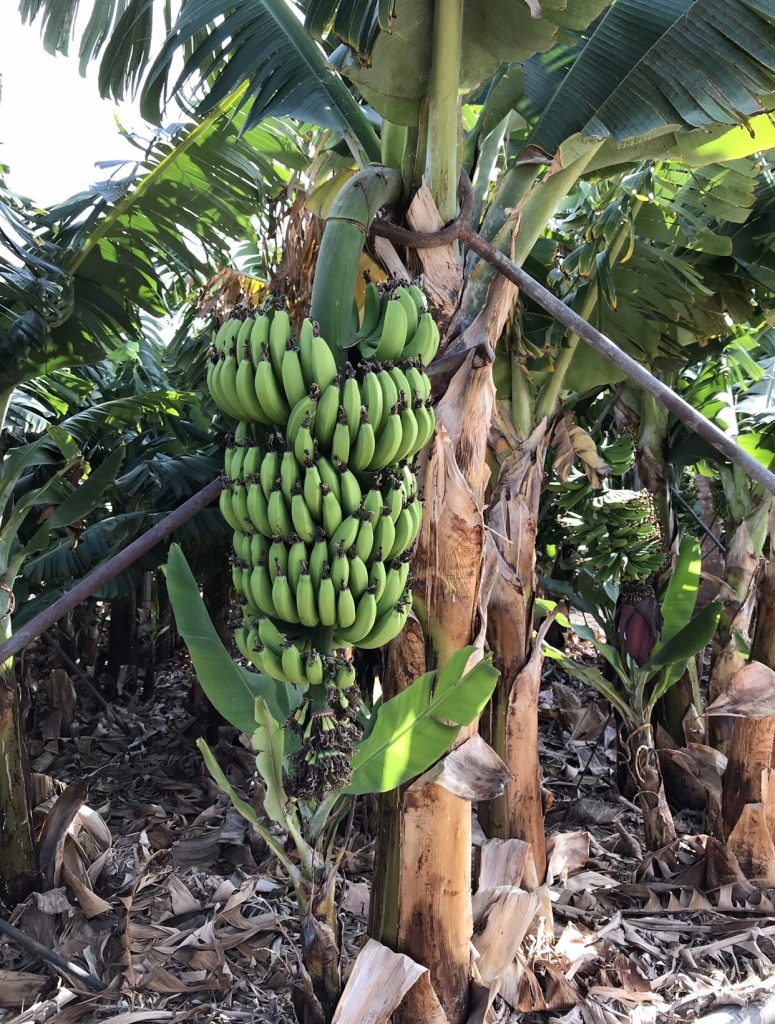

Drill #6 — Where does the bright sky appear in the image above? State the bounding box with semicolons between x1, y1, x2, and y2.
0;13;144;205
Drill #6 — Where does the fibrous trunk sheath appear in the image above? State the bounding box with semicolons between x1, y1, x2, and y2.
0;617;37;906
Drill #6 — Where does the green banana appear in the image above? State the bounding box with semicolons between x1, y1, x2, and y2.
347;549;369;599
392;401;419;463
321;484;343;538
286;394;319;448
280;451;301;505
272;564;300;624
291;487;317;543
354;513;375;563
249;314;271;364
389;506;415;559
250;557;277;617
282;343;308;408
294;414;316;466
401;312;439;366
247;481;272;536
255;347;291;424
269;309;292;378
392;285;419;341
314;379;341;450
329;513;361;555
255;644;291;684
356;597;410;650
358;281;382;337
281;641;307;685
375;368;399;431
359;366;384;430
338;462;362;517
299;318;316;388
219;486;242;532
318;565;337;628
259;445;280;501
268;537;288;582
331;408;351;467
330;542;350;590
349;411;376;472
341;367;362;441
309;529;328;591
250;532;270;566
367;406;403;469
316;456;341;504
303;456;324;522
337;584;357;629
310;334;338;393
368;558;387;602
296;563;319;628
236;351;273;425
335;585;377;644
374;509;396;559
304;648;324;686
413;400;436;450
268;483;293;539
372;298;408;362
287;535;307;592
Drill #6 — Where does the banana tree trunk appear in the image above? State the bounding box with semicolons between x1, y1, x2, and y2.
709;517;766;754
722;504;775;842
394;352;495;1024
479;420;548;878
0;613;37;906
626;721;677;850
368;618;426;949
293;874;341;1024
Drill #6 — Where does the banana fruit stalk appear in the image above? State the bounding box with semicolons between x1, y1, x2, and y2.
209;285;438;797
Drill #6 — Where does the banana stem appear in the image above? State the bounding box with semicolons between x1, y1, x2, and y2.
310;165;402;365
381;121;409;171
425;0;463;222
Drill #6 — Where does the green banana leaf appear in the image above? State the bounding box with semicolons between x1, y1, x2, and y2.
198;738;262;828
526;0;775;158
342;0;609;125
643;600;723;675
658;536;701;645
164;543;295;734
140;1;379;160
21;445;126;557
345;647;499;794
251;697;287;827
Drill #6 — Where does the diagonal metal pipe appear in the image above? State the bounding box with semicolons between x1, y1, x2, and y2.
0;477;223;666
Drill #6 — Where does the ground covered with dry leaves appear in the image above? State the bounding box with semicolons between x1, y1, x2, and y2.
2;641;775;1024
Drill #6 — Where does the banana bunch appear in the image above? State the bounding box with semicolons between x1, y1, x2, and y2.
561;489;666;583
208;286;439;796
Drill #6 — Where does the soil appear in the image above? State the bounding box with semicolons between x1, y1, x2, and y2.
2;635;775;1024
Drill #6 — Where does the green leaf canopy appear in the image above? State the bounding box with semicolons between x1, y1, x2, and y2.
525;0;775;158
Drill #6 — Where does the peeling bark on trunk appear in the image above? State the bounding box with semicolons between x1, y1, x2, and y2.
480;421;547;878
294;876;341;1024
369;617;426;949
393;349;494;1024
625;723;676;850
0;616;37;907
395;783;472;1024
723;507;775;851
708;522;761;753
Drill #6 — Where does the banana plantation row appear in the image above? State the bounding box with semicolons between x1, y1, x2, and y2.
2;1;775;1022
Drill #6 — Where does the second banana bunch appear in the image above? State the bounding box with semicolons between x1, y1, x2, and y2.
209;282;438;692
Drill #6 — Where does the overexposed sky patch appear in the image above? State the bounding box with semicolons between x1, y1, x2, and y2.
0;13;144;205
